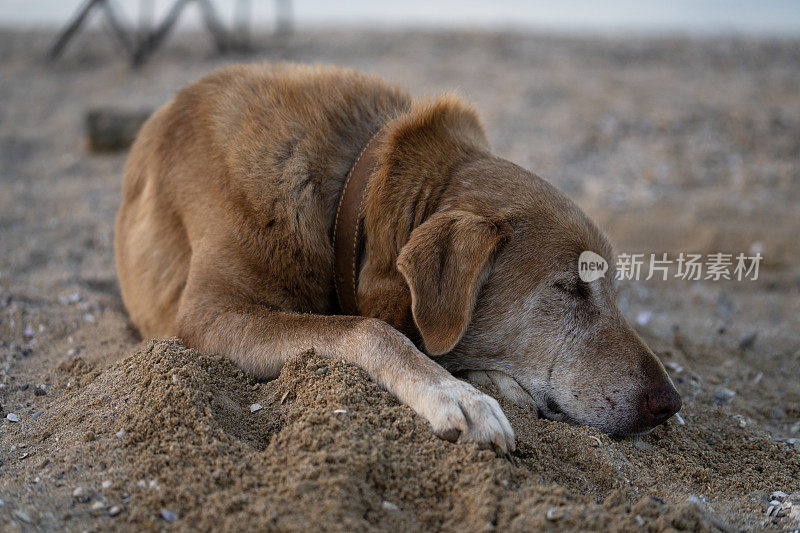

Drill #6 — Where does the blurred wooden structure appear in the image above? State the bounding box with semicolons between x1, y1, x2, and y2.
132;0;229;64
48;0;136;60
48;0;293;65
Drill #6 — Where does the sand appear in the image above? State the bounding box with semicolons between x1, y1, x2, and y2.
1;29;799;531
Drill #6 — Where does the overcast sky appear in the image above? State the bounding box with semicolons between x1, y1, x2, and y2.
2;0;799;36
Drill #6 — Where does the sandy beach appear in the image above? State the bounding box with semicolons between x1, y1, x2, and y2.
0;29;799;531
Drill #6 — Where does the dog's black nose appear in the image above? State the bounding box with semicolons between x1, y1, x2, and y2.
644;382;682;425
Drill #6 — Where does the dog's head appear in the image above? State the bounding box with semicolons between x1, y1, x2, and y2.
396;159;681;437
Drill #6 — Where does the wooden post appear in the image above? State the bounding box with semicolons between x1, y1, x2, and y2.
48;0;135;61
133;0;230;65
85;108;152;152
276;0;293;36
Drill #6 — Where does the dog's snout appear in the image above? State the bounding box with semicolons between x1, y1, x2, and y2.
643;382;682;426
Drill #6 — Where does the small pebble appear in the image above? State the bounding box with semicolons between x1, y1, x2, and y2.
713;387;736;405
32;411;43;420
546;507;565;521
674;413;685;425
687;495;704;506
34;387;46;396
116;429;126;438
633;439;653;451
766;499;794;518
732;414;748;428
382;501;399;512
59;292;83;305
23;326;34;338
770;407;787;420
102;480;112;489
334;409;347;414
249;403;263;413
315;366;328;376
6;413;20;422
738;331;757;350
72;487;87;499
90;501;106;511
665;361;684;373
109;505;122;517
161;509;178;522
14;510;31;523
636;311;652;326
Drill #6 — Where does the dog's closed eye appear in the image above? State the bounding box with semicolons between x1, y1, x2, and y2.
553;279;591;300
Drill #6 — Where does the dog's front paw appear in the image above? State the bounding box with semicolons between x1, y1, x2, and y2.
463;370;538;412
420;379;515;454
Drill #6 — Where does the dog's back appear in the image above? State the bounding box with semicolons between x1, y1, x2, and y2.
115;64;410;337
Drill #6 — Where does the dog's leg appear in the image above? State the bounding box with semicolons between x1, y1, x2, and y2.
175;262;514;452
463;370;538;413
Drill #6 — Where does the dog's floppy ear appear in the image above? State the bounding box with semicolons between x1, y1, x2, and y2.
396;210;509;356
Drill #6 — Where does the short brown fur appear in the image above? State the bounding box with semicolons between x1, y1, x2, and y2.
116;63;680;452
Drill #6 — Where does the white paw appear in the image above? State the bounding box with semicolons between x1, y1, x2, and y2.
418;378;515;454
463;370;538;411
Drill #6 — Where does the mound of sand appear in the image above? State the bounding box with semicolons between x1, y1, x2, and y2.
1;339;793;531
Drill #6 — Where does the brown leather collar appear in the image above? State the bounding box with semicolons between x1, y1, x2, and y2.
333;129;384;315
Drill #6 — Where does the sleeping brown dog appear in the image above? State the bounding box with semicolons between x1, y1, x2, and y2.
115;63;681;453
